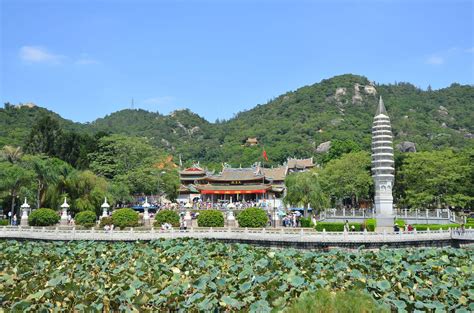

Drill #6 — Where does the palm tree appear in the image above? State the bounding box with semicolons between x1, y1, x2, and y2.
1;145;23;164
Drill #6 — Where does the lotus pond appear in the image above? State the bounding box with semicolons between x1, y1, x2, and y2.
0;239;472;312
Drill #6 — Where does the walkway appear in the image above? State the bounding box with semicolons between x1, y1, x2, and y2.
1;226;473;247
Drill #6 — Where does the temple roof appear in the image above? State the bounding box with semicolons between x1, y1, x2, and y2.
207;167;264;181
179;166;206;175
375;96;388;116
262;166;288;181
286;157;314;169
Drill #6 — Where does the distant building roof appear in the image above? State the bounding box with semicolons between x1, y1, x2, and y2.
207;167;264;182
245;137;259;145
286;157;315;169
196;184;271;194
179;166;206;176
262;166;288;181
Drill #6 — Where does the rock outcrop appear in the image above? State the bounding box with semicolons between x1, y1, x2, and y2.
316;141;331;153
396;141;416;153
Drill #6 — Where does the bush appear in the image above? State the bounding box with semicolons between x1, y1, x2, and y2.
413;223;459;231
315;222;362;232
75;211;97;228
100;216;113;228
154;210;180;228
286;289;390;313
365;218;376;231
0;219;8;226
395;219;406;227
28;208;60;226
197;210;224;227
299;217;314;228
111;208;139;229
237;208;268;228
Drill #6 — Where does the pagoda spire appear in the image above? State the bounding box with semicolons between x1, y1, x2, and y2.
375;96;388;116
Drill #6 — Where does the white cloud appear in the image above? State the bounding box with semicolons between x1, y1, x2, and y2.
143;96;176;105
426;55;444;65
19;46;65;64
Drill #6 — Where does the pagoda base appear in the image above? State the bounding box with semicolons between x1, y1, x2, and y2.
375;216;395;232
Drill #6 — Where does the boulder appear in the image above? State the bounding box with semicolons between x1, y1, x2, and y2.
396;141;416;153
316;141;331;153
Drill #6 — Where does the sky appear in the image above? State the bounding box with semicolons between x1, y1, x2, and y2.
1;0;473;123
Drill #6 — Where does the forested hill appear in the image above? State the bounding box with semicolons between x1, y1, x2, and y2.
2;74;473;167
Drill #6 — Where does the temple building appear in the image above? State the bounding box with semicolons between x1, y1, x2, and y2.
371;96;395;229
285;157;315;173
177;164;208;203
178;163;288;208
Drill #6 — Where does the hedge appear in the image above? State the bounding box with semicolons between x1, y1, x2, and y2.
75;211;97;228
111;208;139;229
154;210;180;228
0;219;8;226
237;208;268;228
300;217;314;228
315;222;362;232
100;216;113;228
413;224;459;231
364;219;376;232
197;210;224;227
28;208;60;226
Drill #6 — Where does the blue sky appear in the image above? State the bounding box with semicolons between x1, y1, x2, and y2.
1;0;473;123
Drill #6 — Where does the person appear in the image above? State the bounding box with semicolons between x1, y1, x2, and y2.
183;219;187;230
344;220;349;232
104;224;110;232
407;224;414;232
311;215;317;227
460;223;465;234
393;224;400;232
351;225;355;232
12;215;17;226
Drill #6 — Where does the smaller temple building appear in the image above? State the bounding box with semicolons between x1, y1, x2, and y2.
285;157;315;173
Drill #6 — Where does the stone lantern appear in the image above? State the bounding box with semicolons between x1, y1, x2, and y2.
60;197;69;226
20;198;30;226
227;211;236;227
101;197;110;218
143;196;151;226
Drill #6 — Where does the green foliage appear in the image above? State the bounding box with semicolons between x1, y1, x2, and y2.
396;149;474;209
284;171;329;215
63;170;109;215
237;208;268;228
111;208;139;229
319;152;373;207
197;210;224;227
286;289;389;313
412;224;459;231
365;218;376;231
319;139;362;164
315;222;363;232
28;208;60;226
74;211;97;228
395;219;406;227
299;217;314;228
99;216;113;228
0;219;8;226
154;210;180;227
0;240;471;311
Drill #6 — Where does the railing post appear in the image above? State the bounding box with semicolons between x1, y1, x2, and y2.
363;228;367;240
322;229;326;241
404;209;407;218
342;207;346;217
245;227;248;234
436;209;440;218
383;229;386;242
425;209;429;218
300;228;304;236
351;208;355;217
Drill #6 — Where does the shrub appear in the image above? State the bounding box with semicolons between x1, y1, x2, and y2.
413;223;459;231
28;208;60;226
75;211;97;228
197;210;224;227
154;210;180;228
237;208;268;228
100;216;113;228
299;217;314;228
111;208;139;229
315;222;362;232
365;218;376;231
0;219;8;226
286;289;390;313
395;219;406;227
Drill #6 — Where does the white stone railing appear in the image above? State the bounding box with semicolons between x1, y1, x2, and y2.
0;226;469;243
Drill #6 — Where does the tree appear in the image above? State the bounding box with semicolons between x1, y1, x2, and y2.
284;170;329;216
88;135;162;179
24;115;62;156
23;155;70;209
319;152;373;208
320;140;361;164
1;145;23;164
396;149;473;209
0;162;35;215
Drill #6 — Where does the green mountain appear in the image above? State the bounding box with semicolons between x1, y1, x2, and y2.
2;74;473;167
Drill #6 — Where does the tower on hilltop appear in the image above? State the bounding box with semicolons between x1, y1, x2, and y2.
371;96;395;230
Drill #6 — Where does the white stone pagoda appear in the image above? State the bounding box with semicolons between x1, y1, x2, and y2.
372;96;395;230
